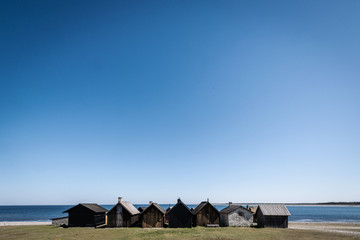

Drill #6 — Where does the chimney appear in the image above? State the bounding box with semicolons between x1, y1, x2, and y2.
228;202;232;206
207;198;209;202
149;201;153;205
118;197;122;203
177;198;181;203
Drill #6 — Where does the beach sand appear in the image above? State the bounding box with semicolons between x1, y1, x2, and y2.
0;221;51;226
289;222;360;238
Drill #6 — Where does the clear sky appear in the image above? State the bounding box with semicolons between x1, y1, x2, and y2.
1;0;360;205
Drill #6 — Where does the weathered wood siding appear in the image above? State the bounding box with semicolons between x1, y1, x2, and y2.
67;205;105;227
194;204;219;227
256;210;288;228
219;213;229;227
142;205;164;228
168;204;193;228
107;204;138;227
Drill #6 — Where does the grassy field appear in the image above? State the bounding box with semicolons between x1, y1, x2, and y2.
0;225;360;240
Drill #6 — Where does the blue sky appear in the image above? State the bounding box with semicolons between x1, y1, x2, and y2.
1;0;359;205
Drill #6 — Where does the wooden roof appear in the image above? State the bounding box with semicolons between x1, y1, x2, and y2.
257;204;291;216
220;204;252;214
63;203;107;213
168;198;192;215
108;201;140;215
142;202;166;214
192;201;219;215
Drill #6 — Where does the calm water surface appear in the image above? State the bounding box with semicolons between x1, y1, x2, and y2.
0;205;359;222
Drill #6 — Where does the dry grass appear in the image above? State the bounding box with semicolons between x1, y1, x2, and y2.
0;225;360;240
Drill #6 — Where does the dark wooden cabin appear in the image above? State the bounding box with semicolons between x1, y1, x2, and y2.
107;197;140;227
167;198;193;228
192;201;220;227
255;204;291;228
141;201;166;228
63;203;107;227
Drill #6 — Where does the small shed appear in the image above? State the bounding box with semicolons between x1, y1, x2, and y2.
107;197;140;227
220;204;253;227
255;204;291;228
192;201;220;227
141;201;166;228
63;203;107;227
167;198;193;228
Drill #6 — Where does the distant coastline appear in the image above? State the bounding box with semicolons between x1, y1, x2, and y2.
213;202;360;206
1;202;359;207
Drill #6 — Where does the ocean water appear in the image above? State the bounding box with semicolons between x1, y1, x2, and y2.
0;204;359;222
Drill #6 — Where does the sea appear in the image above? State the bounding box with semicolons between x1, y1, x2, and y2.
0;205;359;223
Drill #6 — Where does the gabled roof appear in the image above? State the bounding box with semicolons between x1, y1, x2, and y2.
168;199;193;215
192;201;219;215
108;201;140;215
257;204;291;216
143;202;165;215
220;204;252;214
63;203;107;213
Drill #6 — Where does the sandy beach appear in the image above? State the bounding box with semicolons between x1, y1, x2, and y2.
0;221;51;226
289;222;360;238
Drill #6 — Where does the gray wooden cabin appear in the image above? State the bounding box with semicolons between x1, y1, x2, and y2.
220;204;253;227
255;204;291;228
192;201;220;227
167;198;193;228
63;203;107;227
141;201;166;228
107;197;140;227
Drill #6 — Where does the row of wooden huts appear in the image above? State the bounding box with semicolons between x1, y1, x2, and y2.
60;197;291;228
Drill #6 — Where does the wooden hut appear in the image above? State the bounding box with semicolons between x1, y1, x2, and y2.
167;198;193;228
192;200;220;227
220;204;253;227
255;204;291;228
107;197;140;227
141;201;166;228
63;203;107;227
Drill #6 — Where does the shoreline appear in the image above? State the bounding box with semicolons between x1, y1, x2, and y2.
0;221;51;226
1;221;360;227
289;221;360;224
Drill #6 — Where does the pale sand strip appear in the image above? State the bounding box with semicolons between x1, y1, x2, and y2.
0;221;51;226
289;222;360;238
